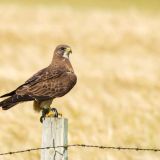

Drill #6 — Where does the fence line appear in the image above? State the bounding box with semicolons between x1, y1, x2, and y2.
1;144;160;156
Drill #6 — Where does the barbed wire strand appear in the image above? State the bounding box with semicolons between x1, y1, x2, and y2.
0;144;160;156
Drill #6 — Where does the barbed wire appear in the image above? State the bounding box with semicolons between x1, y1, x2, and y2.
1;144;160;156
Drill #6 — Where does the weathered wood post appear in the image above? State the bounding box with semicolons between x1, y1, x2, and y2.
41;117;68;160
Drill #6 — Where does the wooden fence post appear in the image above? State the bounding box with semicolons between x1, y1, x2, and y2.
41;117;68;160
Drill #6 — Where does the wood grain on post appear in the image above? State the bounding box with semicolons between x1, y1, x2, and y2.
41;118;68;160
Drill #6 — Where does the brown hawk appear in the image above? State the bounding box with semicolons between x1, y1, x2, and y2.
0;44;77;121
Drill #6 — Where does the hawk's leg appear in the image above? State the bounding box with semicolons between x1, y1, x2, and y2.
40;108;50;123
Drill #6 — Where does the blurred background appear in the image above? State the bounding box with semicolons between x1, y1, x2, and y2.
0;0;160;160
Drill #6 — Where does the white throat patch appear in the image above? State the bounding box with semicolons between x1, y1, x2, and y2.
63;52;69;59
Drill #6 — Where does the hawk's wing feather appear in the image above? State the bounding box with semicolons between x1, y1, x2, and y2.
16;67;66;96
24;68;47;85
22;67;65;87
0;66;66;98
16;70;77;102
26;72;77;100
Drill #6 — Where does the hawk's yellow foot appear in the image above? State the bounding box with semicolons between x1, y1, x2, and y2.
47;108;62;117
40;107;62;123
46;111;54;117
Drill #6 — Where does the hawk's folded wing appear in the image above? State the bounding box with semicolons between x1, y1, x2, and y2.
0;67;66;99
16;66;66;94
20;71;77;100
23;67;65;86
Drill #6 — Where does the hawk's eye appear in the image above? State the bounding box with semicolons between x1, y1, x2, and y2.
60;47;65;51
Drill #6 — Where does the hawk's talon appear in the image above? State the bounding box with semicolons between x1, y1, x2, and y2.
40;115;45;123
51;108;62;118
58;113;63;117
40;108;50;123
51;108;58;117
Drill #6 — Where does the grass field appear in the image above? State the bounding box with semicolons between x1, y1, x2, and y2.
0;2;160;160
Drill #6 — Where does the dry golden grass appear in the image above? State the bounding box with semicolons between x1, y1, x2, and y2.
0;4;160;160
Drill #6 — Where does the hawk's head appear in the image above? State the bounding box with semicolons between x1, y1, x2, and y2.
54;44;72;59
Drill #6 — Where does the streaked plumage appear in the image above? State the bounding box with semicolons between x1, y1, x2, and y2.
0;44;77;112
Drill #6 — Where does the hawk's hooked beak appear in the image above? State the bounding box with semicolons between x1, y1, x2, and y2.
66;47;72;54
63;47;72;59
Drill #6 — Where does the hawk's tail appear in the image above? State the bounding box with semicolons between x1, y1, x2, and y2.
0;94;33;110
0;96;19;110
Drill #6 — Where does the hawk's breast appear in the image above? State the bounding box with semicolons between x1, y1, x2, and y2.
52;71;77;98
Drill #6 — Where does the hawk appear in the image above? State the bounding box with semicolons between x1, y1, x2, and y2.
0;44;77;121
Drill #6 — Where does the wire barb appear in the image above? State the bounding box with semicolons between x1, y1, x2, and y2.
0;144;160;156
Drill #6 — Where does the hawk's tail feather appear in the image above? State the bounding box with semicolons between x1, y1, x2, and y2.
0;90;16;98
0;96;18;110
1;102;18;110
0;94;33;110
